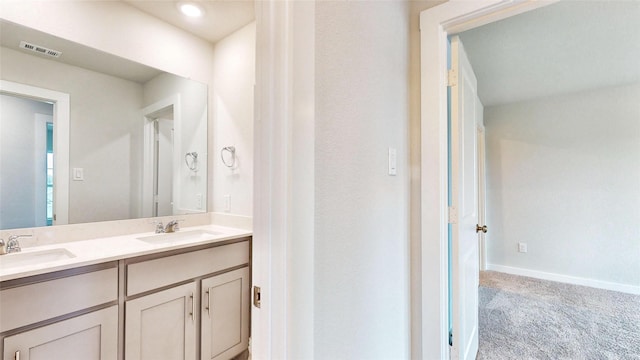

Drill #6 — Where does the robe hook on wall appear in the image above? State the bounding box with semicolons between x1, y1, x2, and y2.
185;151;198;172
221;146;236;168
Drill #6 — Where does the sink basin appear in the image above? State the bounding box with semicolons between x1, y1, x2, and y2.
137;230;224;245
0;248;76;269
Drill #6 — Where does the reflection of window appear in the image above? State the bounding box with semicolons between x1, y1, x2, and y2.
47;123;53;225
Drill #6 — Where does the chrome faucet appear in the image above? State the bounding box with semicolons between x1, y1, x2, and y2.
4;235;32;254
164;220;183;233
152;220;165;234
151;219;183;234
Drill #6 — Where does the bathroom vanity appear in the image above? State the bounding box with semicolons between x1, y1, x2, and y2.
0;225;251;360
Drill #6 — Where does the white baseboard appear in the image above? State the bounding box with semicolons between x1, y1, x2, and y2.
486;264;640;295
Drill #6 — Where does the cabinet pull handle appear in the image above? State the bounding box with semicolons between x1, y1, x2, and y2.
189;292;194;320
205;289;210;316
15;350;20;360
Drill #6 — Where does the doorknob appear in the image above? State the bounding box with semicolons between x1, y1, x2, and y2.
476;224;487;233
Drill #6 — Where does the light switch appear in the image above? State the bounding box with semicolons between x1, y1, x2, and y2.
73;167;84;181
388;148;397;176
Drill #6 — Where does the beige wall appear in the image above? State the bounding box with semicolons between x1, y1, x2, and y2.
314;1;413;357
211;22;256;217
485;83;640;289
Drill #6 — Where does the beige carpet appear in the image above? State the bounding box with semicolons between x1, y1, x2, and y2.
478;271;640;359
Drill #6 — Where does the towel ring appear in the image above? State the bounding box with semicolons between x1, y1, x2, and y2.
185;152;198;172
221;146;236;168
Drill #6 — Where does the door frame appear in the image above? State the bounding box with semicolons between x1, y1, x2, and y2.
252;0;315;359
141;94;181;218
0;80;70;226
419;0;557;358
477;123;487;271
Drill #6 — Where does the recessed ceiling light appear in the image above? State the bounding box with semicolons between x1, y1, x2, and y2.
177;2;204;18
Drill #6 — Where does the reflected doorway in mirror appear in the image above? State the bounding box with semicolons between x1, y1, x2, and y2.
142;95;179;218
0;80;70;230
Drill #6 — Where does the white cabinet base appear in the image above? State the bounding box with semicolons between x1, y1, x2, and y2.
125;282;197;360
201;268;250;360
3;306;118;360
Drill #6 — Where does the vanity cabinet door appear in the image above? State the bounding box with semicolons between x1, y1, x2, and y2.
2;306;118;360
125;282;197;360
200;267;250;360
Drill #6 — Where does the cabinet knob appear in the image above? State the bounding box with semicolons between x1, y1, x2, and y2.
476;224;488;234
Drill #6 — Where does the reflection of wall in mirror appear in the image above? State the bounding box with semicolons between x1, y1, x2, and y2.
0;1;215;83
0;94;53;229
1;46;143;224
143;73;208;214
1;1;217;226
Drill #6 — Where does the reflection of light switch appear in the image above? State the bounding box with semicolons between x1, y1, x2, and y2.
224;195;230;212
73;168;84;181
196;193;203;209
388;148;397;176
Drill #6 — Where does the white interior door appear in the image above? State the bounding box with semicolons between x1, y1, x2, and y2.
156;117;174;216
450;35;481;360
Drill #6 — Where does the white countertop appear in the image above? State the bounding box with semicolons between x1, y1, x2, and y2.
0;224;252;282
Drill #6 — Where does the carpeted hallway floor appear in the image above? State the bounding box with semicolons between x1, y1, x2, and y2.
478;271;640;360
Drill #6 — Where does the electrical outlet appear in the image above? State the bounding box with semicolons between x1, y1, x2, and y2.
518;242;528;253
224;195;230;212
195;193;203;209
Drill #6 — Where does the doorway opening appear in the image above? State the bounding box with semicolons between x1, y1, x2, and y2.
423;1;640;359
142;95;181;218
0;80;70;229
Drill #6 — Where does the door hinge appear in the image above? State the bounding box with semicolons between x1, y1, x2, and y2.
448;206;458;224
447;69;457;87
253;286;261;308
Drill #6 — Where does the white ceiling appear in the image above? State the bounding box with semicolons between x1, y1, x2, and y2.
459;1;640;107
123;0;255;44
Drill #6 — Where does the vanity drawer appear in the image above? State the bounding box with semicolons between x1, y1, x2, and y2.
0;266;118;333
126;240;250;296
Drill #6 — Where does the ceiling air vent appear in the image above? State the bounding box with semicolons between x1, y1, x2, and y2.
19;41;62;58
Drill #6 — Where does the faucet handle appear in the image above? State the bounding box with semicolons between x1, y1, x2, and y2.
150;220;165;233
0;239;5;255
6;234;30;253
165;219;185;233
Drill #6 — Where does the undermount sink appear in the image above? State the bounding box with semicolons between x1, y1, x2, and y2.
0;248;76;269
136;230;224;245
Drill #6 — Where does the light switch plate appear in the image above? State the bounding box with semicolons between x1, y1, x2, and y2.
224;194;230;212
518;242;528;253
196;193;203;209
72;167;84;181
388;147;397;176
